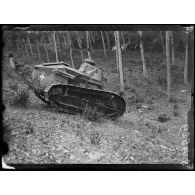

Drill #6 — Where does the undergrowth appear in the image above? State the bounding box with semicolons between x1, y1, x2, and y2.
82;106;106;123
6;81;30;107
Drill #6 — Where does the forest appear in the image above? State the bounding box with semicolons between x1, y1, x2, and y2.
2;28;193;166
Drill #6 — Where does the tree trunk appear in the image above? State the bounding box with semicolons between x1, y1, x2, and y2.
160;31;165;57
27;34;33;56
170;31;175;65
114;32;119;72
101;31;106;57
63;32;68;50
17;37;24;54
43;34;49;62
184;33;189;85
22;38;29;57
121;31;125;44
86;31;92;60
76;32;84;61
115;31;125;94
16;40;20;53
90;32;95;44
35;36;41;60
166;31;172;101
52;31;59;62
56;32;62;56
88;32;93;54
138;31;148;78
47;33;52;43
105;32;111;50
67;31;74;68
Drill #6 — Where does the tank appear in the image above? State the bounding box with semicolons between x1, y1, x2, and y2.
9;56;126;118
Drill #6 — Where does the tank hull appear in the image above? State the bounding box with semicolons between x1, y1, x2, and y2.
38;84;126;118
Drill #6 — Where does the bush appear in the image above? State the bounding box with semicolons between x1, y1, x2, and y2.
89;130;101;145
82;106;105;123
7;82;30;107
126;93;144;104
157;76;167;85
10;89;29;107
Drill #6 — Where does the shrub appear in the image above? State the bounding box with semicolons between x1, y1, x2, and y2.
157;76;167;85
89;130;101;145
11;89;29;107
127;93;144;104
82;106;105;123
7;82;30;107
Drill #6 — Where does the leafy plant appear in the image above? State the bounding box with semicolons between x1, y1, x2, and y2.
89;130;100;145
82;106;105;123
8;84;30;107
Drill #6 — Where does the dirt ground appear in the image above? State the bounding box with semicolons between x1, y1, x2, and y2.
2;50;191;164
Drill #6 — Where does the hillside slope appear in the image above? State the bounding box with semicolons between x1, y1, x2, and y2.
2;51;191;164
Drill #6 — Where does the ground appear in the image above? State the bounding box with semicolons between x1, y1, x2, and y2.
2;50;191;164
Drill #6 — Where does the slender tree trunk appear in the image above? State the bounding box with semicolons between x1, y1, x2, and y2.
88;32;93;54
47;33;52;43
170;31;175;65
22;38;29;57
138;31;148;78
90;32;95;44
52;31;59;62
86;31;92;60
105;32;111;50
17;38;23;53
184;33;189;85
27;34;33;56
115;31;125;94
16;40;20;53
43;34;49;62
17;37;24;54
67;31;74;68
56;32;62;56
166;31;172;101
63;32;68;50
121;31;125;44
35;36;41;60
160;31;165;57
76;32;84;61
114;32;119;72
100;31;106;57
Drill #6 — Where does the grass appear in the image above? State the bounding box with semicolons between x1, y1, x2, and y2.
2;50;191;164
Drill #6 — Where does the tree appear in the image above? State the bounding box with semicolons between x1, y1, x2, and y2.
166;31;172;101
35;35;41;60
160;31;165;57
67;31;74;68
27;33;33;56
114;32;119;72
52;31;59;62
170;31;175;65
105;31;111;50
42;33;49;62
138;31;148;78
90;31;95;44
86;31;92;60
88;31;94;54
114;31;125;94
62;31;68;50
121;31;125;45
56;32;62;56
76;32;84;62
184;32;189;85
100;31;107;57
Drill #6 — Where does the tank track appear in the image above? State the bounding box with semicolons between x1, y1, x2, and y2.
36;84;126;118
